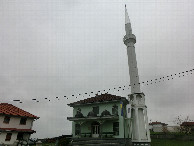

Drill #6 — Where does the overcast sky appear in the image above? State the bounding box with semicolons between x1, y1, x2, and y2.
0;0;194;139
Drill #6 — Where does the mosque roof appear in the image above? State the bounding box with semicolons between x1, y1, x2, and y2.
68;93;128;107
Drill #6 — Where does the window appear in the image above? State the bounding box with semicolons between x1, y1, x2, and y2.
112;105;118;115
5;133;12;141
113;122;119;135
20;118;27;125
75;108;84;118
76;108;81;114
17;132;24;140
3;116;10;124
128;108;130;113
75;124;81;135
93;106;99;114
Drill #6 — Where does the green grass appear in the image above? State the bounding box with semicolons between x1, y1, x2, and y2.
150;131;194;136
151;139;194;146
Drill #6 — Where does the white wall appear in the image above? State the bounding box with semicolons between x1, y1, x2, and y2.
153;124;163;128
0;132;18;145
149;125;153;130
0;132;30;145
153;127;163;132
167;126;180;132
0;115;34;145
0;115;33;129
149;124;180;133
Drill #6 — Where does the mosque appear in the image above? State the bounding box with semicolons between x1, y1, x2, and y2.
67;5;151;146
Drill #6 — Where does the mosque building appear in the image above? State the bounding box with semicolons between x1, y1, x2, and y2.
67;5;151;146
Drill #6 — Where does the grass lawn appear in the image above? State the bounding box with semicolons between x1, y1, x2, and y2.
151;139;194;146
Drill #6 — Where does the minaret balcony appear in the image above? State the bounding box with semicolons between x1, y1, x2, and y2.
123;34;136;45
128;93;145;106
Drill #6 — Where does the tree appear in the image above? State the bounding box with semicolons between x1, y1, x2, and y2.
173;115;193;134
162;126;168;134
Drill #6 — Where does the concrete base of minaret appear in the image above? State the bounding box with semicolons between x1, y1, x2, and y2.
128;93;151;145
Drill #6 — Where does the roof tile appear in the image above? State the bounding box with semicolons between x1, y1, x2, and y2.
181;122;194;126
0;103;39;119
68;93;127;106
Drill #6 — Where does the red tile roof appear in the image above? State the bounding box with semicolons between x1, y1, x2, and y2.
149;121;168;126
181;122;194;126
0;128;35;133
68;93;128;106
0;103;39;119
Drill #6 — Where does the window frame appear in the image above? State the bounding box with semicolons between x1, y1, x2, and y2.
17;132;24;140
5;133;12;141
3;116;10;124
113;122;119;135
93;106;99;115
20;117;27;125
75;124;81;135
112;105;118;116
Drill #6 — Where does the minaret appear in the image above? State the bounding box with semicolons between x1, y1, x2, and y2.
123;5;151;146
124;5;140;94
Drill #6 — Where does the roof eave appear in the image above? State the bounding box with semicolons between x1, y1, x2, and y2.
68;98;129;107
0;113;39;119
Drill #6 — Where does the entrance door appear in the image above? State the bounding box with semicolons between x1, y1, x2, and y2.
92;122;100;138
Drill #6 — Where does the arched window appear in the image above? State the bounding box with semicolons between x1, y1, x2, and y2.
75;108;84;118
77;108;81;114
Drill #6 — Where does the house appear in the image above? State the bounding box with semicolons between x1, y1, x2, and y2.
180;122;194;133
67;93;132;145
0;103;39;145
149;121;168;132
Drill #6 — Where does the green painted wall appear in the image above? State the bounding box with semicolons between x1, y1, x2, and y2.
73;102;119;117
71;101;131;138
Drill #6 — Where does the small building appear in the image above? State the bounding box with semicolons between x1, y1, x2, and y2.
149;121;168;132
67;93;132;145
0;103;39;145
180;122;194;133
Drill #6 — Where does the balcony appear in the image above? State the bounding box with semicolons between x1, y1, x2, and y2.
67;110;119;121
67;115;119;121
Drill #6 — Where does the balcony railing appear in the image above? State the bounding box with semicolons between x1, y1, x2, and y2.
67;115;119;121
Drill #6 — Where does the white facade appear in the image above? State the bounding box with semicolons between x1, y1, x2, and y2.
0;115;34;129
152;125;165;132
167;126;180;133
0;132;30;145
0;115;34;145
149;124;180;133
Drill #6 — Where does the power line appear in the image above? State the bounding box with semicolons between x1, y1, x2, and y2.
7;68;194;104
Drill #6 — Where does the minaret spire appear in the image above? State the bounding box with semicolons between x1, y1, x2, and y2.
125;5;130;24
125;5;132;36
124;5;140;93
